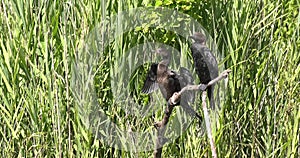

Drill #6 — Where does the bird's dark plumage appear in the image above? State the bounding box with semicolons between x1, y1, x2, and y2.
190;32;219;109
141;48;181;102
142;48;201;120
141;63;159;94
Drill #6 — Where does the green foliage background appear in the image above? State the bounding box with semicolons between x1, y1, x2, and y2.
0;0;299;157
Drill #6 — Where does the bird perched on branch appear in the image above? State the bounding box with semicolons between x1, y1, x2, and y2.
189;32;219;110
141;48;180;101
141;48;201;119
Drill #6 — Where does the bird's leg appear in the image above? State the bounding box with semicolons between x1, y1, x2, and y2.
169;92;180;105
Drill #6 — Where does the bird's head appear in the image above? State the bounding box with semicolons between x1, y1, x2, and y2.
189;32;206;44
153;47;171;66
155;47;170;58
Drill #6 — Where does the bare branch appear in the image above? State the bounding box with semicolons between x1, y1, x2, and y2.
202;91;217;158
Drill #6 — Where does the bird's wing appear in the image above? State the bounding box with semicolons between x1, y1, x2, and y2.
141;63;159;94
178;67;194;87
177;67;202;120
202;47;219;78
178;67;195;103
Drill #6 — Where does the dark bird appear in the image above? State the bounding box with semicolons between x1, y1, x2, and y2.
141;48;201;119
142;48;179;101
189;32;219;109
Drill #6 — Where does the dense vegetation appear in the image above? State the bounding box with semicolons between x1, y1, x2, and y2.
0;0;299;157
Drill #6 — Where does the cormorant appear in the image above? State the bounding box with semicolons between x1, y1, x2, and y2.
141;48;201;119
189;32;219;109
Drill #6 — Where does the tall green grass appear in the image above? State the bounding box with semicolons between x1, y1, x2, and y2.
0;0;299;157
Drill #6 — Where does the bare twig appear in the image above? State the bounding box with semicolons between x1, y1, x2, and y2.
202;91;217;158
153;69;231;158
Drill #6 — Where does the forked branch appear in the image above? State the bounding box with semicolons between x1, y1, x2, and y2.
153;69;231;158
